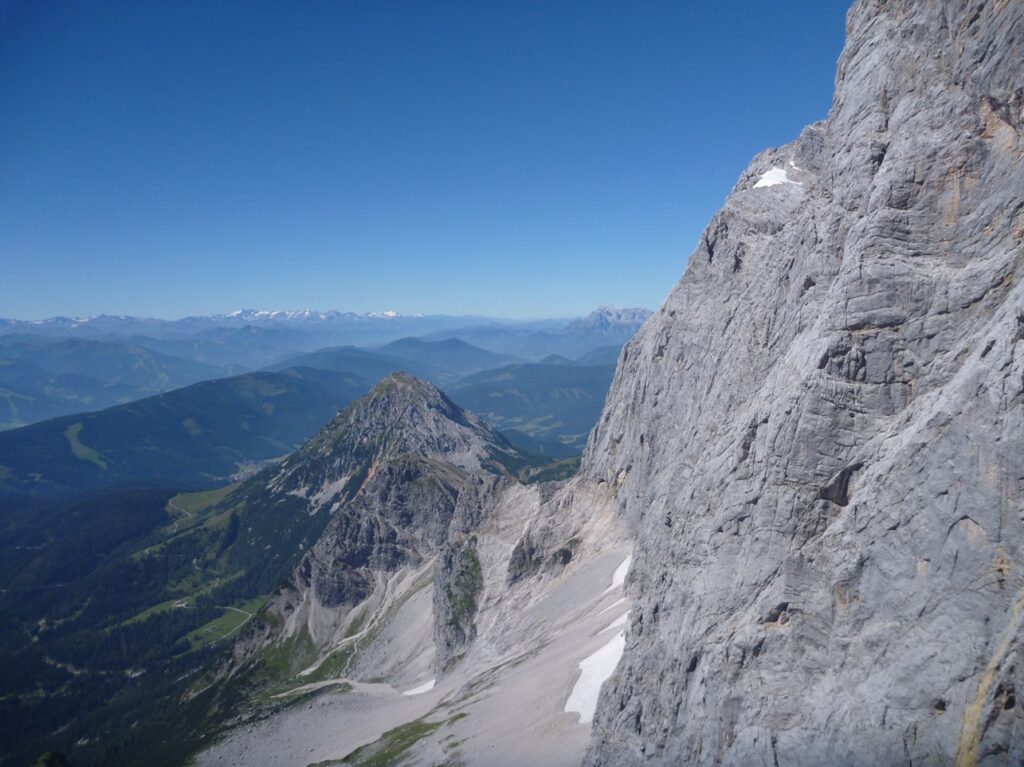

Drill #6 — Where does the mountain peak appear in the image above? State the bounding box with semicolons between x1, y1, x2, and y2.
590;305;652;323
262;372;522;514
567;306;652;335
364;371;461;417
371;369;425;391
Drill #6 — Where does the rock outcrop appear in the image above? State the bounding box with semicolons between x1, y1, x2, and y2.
584;1;1024;765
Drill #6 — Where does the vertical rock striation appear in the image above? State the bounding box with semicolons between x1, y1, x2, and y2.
584;1;1024;764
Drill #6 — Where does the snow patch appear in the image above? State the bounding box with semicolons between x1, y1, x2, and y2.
598;596;627;615
604;611;630;632
564;631;626;724
753;166;801;189
602;555;632;595
401;678;435;696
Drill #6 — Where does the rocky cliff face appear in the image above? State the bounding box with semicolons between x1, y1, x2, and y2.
584;1;1024;765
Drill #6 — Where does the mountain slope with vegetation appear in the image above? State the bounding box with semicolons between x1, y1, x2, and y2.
0;374;542;766
0;336;230;429
0;367;369;497
446;361;616;457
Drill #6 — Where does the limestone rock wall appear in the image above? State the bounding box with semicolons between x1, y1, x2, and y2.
584;2;1024;764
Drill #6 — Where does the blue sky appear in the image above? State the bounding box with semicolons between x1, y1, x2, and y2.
0;1;848;320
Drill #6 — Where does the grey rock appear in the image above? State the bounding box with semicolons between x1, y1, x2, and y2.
300;455;466;608
584;1;1024;765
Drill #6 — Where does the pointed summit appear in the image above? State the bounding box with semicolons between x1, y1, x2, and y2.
262;372;521;515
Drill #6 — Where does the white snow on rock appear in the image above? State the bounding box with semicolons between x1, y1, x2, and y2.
753;166;801;188
401;678;436;696
598;596;627;615
564;631;627;724
602;554;632;595
604;610;630;632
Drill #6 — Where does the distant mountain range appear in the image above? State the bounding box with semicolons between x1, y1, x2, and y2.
0;336;229;429
420;306;650;359
0;309;537;342
0;307;649;433
266;337;515;385
0;305;649;348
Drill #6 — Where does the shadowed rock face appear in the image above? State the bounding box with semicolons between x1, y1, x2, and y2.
584;1;1024;765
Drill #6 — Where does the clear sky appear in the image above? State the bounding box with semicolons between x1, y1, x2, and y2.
0;1;849;320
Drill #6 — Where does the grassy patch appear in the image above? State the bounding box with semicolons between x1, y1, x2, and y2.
345;607;368;638
64;422;107;468
271;680;352;710
250;626;319;692
167;483;240;516
519;454;581;484
326;713;468;767
299;643;358;684
123;595;195;625
180;595;265;649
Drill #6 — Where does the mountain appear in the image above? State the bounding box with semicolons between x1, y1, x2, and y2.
264;344;441;382
247;372;526;513
537;353;579;366
574;345;622;366
580;2;1024;764
565;305;652;335
0;309;649;387
0;367;369;497
447;361;616;457
0;374;542;766
13;2;1020;765
0;311;506;348
0;335;225;387
265;338;512;386
186;393;631;767
183;375;630;766
0;359;141;429
0;336;228;423
0;336;235;430
193;3;1023;765
421;307;650;361
376;337;515;378
125;325;322;372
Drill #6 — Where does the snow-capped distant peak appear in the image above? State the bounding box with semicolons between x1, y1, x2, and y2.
589;306;653;324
